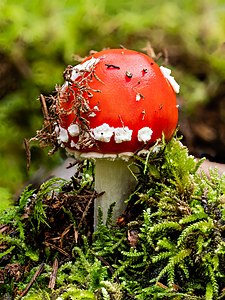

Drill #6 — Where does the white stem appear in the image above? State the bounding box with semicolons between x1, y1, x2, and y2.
94;159;137;229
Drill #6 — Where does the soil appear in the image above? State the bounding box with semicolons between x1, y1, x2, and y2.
179;96;225;163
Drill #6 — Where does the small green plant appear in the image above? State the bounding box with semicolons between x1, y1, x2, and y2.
1;137;225;299
101;138;225;299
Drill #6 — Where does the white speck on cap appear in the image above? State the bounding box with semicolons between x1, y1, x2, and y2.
160;66;180;94
54;125;60;135
93;105;100;111
138;127;153;143
70;140;80;149
61;57;100;91
88;112;97;117
58;126;69;143
136;93;142;101
114;127;133;143
71;57;100;81
91;123;114;142
68;124;80;137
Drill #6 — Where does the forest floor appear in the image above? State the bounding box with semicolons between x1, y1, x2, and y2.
179;97;225;163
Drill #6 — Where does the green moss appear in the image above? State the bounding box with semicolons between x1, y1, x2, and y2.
1;137;225;299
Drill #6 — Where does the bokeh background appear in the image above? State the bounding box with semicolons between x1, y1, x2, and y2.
0;0;225;208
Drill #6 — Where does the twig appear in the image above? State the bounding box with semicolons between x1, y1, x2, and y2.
97;256;120;284
60;224;73;248
40;94;50;123
39;94;54;134
19;263;45;299
24;138;31;171
43;241;70;257
156;281;168;289
78;191;103;228
48;258;58;289
0;224;10;234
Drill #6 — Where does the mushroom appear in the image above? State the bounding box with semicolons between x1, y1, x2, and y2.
55;49;179;228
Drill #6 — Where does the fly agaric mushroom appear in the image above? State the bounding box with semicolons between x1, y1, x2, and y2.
55;49;179;228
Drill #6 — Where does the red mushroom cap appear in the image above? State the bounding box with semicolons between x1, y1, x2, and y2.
56;49;179;159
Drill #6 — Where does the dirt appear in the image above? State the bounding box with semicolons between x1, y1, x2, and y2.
179;96;225;163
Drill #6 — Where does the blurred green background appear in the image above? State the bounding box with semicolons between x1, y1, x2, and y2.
0;0;225;208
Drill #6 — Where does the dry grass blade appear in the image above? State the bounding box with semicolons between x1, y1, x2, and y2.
19;263;45;299
48;258;58;289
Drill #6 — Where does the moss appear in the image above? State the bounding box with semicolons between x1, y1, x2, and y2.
1;137;225;299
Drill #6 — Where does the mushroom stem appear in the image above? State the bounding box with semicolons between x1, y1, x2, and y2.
94;159;137;229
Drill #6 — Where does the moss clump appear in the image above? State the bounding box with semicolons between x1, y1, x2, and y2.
1;137;225;299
